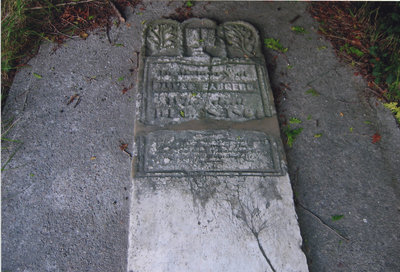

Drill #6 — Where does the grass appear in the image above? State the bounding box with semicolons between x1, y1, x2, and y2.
310;2;400;105
1;117;23;171
1;0;142;107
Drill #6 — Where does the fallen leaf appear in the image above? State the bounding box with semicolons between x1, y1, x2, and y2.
289;117;302;124
90;156;96;160
372;133;381;144
67;94;79;105
305;88;320;96
80;31;88;39
314;133;322;138
331;214;344;221
33;72;42;79
122;87;128;94
339;112;344;117
350;39;362;47
280;82;291;90
120;143;128;151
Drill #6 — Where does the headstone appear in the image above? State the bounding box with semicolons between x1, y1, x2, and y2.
128;18;308;272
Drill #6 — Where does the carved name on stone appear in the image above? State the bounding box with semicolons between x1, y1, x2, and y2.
140;19;275;125
136;130;282;177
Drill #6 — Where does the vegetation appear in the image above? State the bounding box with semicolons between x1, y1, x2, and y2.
264;38;288;53
310;2;400;104
1;0;141;106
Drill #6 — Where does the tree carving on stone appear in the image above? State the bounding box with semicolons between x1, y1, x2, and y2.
147;24;178;53
223;24;256;56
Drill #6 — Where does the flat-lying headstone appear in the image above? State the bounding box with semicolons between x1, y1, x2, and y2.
128;18;308;272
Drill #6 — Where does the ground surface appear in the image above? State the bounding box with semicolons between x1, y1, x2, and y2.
2;1;400;272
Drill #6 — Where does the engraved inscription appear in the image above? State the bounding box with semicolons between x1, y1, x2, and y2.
136;130;282;177
143;59;272;125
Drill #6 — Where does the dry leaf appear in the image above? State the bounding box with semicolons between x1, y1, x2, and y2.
372;133;381;144
120;143;128;151
67;94;79;105
80;32;89;39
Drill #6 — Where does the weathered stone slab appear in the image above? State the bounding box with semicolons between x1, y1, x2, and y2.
128;18;308;272
135;130;283;177
138;18;275;126
128;176;308;272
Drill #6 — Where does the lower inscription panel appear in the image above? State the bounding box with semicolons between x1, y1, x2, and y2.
135;130;282;177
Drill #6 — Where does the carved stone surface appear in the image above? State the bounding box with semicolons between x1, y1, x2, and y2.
128;18;308;272
136;130;282;177
140;18;275;125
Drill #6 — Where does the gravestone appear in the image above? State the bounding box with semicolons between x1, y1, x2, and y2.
127;19;308;272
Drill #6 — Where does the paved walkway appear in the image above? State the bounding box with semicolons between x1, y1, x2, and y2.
2;1;400;271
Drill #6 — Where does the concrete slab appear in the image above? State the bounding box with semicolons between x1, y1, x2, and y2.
2;1;400;272
127;18;308;272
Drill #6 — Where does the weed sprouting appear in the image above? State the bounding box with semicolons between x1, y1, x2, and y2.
264;38;288;53
283;126;303;148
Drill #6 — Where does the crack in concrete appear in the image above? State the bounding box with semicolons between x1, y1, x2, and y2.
229;185;277;272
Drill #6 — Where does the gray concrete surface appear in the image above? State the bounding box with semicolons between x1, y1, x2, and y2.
2;1;400;272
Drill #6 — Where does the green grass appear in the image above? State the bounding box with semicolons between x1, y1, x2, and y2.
2;0;55;103
384;102;400;122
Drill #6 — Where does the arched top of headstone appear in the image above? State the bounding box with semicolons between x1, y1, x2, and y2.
220;21;262;58
143;19;261;58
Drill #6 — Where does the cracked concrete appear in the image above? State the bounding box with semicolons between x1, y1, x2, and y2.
128;176;307;272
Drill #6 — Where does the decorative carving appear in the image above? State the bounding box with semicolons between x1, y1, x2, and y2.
148;24;176;50
145;20;181;56
223;23;257;57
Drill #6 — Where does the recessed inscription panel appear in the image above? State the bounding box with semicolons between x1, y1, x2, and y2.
142;58;274;125
136;130;282;177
